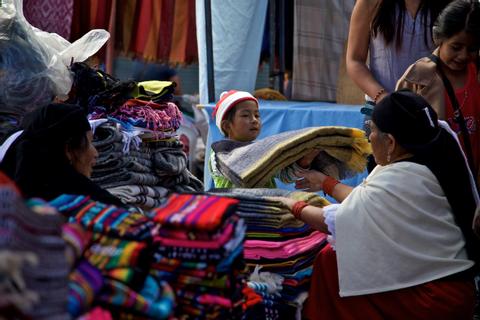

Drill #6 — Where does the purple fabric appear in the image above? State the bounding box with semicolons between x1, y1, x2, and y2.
23;0;74;40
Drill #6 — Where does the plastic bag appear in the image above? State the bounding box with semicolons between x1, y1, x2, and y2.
0;0;109;118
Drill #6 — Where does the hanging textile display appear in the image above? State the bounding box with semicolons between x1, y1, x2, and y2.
196;0;268;104
70;0;197;64
23;0;74;39
292;0;354;101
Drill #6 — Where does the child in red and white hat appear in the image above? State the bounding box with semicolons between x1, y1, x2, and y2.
213;90;261;142
210;90;319;188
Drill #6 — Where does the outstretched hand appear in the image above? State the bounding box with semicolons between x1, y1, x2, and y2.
294;170;327;192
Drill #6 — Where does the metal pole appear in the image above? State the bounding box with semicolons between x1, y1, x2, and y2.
278;0;285;94
269;0;276;89
204;0;215;103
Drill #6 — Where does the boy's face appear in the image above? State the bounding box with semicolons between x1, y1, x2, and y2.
224;100;261;142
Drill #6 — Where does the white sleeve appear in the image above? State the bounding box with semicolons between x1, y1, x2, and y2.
324;204;341;250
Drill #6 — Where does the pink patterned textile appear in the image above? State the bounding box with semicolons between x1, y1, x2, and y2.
23;0;74;39
244;231;327;260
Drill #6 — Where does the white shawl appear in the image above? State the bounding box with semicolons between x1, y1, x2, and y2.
335;161;474;297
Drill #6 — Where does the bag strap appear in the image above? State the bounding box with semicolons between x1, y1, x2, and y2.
429;54;476;173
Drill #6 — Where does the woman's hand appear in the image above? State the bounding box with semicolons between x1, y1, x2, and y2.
266;196;297;211
294;170;327;192
297;149;321;168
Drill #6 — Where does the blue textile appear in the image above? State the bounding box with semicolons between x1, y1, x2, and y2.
203;100;368;193
196;0;268;104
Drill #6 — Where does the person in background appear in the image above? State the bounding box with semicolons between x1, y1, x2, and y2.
272;90;479;319
397;0;480;183
0;103;123;206
346;0;451;170
209;90;319;188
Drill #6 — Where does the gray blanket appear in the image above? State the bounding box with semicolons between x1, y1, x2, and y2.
212;126;370;187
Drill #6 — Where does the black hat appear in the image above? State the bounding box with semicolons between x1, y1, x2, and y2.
372;90;440;149
21;103;91;143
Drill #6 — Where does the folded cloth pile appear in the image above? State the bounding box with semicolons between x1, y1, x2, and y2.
210;188;329;318
51;193;253;319
212;126;371;188
50;195;157;241
135;81;176;103
0;182;70;320
91;122;203;209
148;193;249;319
50;194;175;319
68;63;203;208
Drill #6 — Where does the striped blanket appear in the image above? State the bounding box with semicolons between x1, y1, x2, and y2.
149;194;239;231
212;127;371;188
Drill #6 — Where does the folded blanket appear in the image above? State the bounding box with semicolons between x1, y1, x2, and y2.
152;147;187;176
107;185;169;199
93;171;160;189
149;194;239;232
92;124;123;148
212;127;371;187
107;185;168;208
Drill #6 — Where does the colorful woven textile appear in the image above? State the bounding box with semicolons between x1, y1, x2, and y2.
98;277;174;319
84;236;149;271
110;99;182;132
149;194;239;231
209;188;330;318
68;260;104;317
114;0;197;63
50;195;156;240
244;231;327;260
212;126;371;187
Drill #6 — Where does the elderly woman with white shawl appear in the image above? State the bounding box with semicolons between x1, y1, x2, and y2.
271;90;480;320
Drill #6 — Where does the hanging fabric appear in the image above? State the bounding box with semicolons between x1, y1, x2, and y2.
292;0;354;101
23;0;74;40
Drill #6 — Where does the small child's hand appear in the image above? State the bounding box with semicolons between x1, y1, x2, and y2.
294;170;327;192
297;149;321;168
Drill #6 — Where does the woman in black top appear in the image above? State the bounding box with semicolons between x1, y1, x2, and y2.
0;103;123;206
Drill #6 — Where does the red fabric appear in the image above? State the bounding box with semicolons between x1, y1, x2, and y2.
131;0;153;56
151;194;238;231
157;0;175;61
304;244;475;320
445;63;480;179
70;0;197;63
185;0;198;64
0;171;21;195
70;0;91;41
169;0;189;63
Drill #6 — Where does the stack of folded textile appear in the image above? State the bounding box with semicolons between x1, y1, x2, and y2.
68;63;203;209
50;194;175;319
211;188;329;318
51;193;254;319
148;193;248;319
91;122;204;207
91;123;168;208
0;182;70;319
